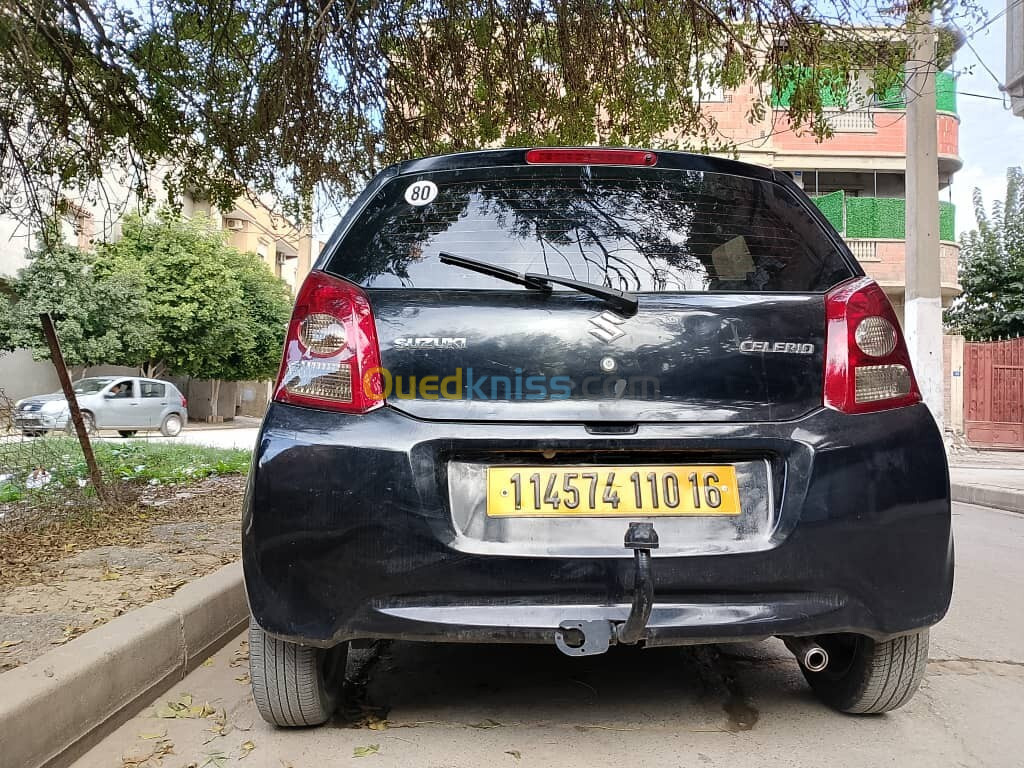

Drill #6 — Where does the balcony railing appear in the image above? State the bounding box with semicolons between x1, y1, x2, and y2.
846;238;880;262
824;108;875;132
843;237;961;296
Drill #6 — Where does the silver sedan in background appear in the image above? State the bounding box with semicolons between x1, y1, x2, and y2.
14;377;188;437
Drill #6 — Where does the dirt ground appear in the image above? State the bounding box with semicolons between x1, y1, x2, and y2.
0;475;244;671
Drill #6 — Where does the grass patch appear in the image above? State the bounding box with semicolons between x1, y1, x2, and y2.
0;437;251;502
96;441;251;483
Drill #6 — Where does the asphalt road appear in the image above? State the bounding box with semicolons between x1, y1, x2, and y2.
72;502;1024;768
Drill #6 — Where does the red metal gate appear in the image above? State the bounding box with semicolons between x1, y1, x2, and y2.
965;338;1024;447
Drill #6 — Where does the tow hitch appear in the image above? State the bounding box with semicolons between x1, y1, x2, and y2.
555;522;658;657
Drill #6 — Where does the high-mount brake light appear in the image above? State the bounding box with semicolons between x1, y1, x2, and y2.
273;271;384;413
525;148;657;167
824;277;921;414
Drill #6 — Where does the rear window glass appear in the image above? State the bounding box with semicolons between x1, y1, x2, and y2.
329;166;853;292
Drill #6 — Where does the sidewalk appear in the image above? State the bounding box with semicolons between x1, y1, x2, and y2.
948;448;1024;513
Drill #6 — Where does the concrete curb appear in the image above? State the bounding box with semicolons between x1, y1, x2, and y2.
951;483;1024;515
0;561;247;768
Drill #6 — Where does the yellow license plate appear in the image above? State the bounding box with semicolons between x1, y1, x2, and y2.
486;465;741;517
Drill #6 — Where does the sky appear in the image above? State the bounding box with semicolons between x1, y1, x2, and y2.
947;0;1024;237
313;1;1023;242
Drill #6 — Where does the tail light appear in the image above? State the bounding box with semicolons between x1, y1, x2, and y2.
824;277;921;414
273;271;384;413
180;395;188;408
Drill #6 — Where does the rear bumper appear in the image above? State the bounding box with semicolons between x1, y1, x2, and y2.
242;402;953;648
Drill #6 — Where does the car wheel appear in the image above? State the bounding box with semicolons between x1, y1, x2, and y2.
801;629;929;714
65;412;97;436
248;617;347;727
159;414;183;437
118;430;138;438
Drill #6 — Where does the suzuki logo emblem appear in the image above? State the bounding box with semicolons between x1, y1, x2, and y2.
588;311;627;343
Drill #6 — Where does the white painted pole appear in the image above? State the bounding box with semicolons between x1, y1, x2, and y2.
905;6;945;433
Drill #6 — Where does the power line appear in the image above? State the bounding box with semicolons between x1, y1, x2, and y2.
958;90;1010;102
961;34;1005;92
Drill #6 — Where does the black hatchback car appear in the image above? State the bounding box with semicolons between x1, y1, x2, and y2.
243;148;952;726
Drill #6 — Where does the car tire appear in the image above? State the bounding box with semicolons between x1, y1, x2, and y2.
802;629;929;714
118;430;138;438
248;617;347;727
65;412;97;436
159;414;183;437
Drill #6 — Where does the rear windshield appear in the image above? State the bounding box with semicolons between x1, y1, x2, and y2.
329;166;853;292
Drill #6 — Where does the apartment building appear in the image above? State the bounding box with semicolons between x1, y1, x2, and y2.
690;70;962;327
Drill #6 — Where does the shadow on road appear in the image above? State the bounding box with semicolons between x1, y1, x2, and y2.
337;638;815;735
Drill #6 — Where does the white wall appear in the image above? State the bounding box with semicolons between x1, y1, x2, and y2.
0;349;59;401
0;218;34;278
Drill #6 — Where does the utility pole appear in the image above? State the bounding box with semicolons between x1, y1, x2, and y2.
905;4;944;433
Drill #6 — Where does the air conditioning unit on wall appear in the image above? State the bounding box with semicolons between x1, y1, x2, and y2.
225;219;244;230
276;253;289;265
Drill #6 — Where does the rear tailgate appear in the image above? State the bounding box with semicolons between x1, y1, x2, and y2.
372;290;825;422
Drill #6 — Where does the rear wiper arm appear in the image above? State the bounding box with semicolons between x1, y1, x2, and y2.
439;252;638;316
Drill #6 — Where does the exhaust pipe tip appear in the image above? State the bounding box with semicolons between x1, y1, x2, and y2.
802;646;829;672
782;637;830;672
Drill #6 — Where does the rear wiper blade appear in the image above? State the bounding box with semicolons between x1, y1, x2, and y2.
439;252;551;292
439;252;638;316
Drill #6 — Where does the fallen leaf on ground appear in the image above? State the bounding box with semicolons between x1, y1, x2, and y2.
154;693;215;719
0;640;23;648
469;718;502;729
366;715;389;731
120;744;155;765
353;744;380;758
234;673;250;684
201;656;214;667
505;751;522;760
237;740;255;759
199;751;229;768
138;731;167;740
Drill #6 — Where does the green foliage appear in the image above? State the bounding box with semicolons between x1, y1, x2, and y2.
808;194;954;241
811;190;845;234
771;66;850;108
846;197;906;239
0;212;291;382
98;441;251;483
100;212;293;381
935;71;957;114
771;69;958;115
0;0;973;223
945;169;1024;340
0;222;154;367
0;437;251;501
939;201;956;242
